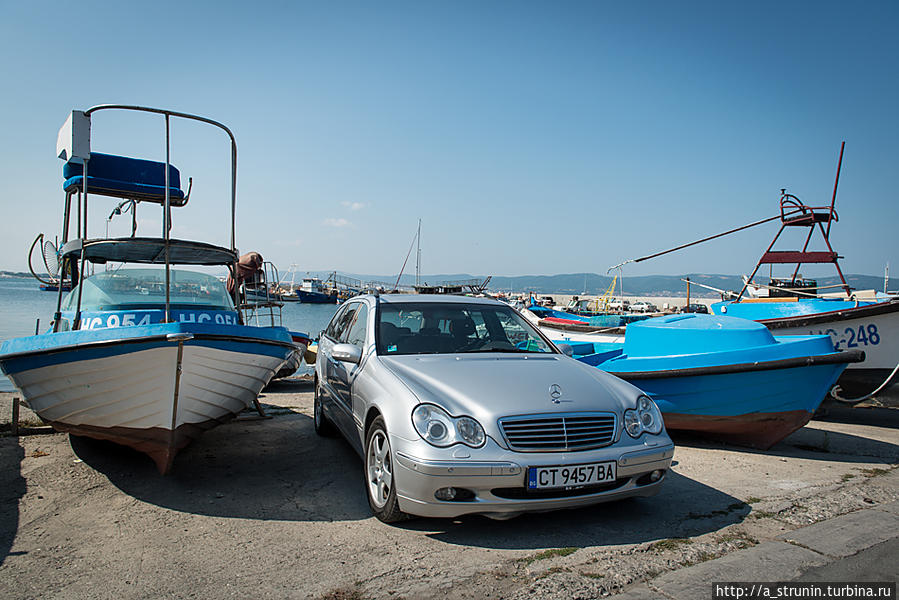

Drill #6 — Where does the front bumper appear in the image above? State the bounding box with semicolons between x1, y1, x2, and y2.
392;438;675;519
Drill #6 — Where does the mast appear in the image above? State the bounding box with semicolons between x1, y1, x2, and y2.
415;218;421;287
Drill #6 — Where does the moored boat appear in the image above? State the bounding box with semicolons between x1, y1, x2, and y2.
0;105;297;473
566;314;863;448
295;276;337;303
707;178;899;400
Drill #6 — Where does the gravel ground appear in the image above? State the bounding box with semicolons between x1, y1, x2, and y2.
1;383;897;599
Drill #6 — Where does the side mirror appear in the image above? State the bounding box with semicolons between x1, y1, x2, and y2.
555;343;574;357
331;343;363;365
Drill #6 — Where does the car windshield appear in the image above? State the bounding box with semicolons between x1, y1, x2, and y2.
377;301;555;356
61;268;234;312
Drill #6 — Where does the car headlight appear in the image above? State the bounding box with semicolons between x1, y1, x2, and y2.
624;395;664;438
412;404;486;448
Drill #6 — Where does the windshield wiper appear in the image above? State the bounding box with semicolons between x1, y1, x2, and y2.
461;347;547;354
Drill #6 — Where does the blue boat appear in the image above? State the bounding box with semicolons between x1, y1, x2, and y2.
0;105;297;473
295;276;337;303
565;314;863;448
527;304;650;328
706;168;899;399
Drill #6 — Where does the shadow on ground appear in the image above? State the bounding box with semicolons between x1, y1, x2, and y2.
668;413;899;465
263;377;313;393
70;411;372;523
0;438;26;566
404;469;749;550
70;407;747;546
813;404;899;428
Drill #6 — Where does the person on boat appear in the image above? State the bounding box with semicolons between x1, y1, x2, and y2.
226;251;264;295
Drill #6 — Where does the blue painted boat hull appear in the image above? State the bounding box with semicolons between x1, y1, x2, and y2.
711;298;899;400
296;290;336;304
568;314;862;448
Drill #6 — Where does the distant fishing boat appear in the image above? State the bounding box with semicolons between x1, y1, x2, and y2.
0;105;297;473
565;314;863;448
295;276;337;303
38;281;72;292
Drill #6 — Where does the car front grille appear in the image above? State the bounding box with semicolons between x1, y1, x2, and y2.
498;412;617;452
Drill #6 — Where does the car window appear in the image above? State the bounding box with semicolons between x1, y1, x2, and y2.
377;302;554;356
327;304;358;342
343;303;368;346
324;304;348;339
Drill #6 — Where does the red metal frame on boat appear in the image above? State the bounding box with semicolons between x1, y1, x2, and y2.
737;142;851;301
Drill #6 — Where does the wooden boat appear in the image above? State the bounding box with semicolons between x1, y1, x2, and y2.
0;105;297;473
707;171;899;400
565;314;863;449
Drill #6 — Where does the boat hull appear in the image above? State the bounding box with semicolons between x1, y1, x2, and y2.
295;290;336;303
715;298;899;399
570;314;863;449
0;323;294;472
609;360;852;449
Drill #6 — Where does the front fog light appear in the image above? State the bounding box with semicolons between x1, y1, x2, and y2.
435;487;457;501
650;470;663;482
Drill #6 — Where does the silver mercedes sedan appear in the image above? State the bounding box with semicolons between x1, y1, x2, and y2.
314;294;674;522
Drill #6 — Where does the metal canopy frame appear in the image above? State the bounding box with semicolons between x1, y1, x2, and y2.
53;105;240;331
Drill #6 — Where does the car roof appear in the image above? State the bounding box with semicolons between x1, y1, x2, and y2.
355;293;505;306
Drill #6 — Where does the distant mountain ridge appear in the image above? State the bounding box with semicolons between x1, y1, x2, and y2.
326;271;890;298
2;270;888;297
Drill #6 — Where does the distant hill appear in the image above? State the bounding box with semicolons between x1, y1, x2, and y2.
329;271;888;298
2;269;887;298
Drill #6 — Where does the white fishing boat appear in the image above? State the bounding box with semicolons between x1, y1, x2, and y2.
0;105;297;473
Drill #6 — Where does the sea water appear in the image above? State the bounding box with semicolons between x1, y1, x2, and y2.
0;277;339;392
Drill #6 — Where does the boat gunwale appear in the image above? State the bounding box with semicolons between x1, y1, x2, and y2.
0;327;296;365
755;298;899;329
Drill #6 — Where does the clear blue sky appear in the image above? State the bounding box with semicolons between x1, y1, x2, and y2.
1;1;896;281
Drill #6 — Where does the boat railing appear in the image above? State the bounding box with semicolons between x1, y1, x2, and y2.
779;193;839;227
240;261;284;328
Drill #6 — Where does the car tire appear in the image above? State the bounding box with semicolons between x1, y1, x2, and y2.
365;416;410;523
313;375;337;437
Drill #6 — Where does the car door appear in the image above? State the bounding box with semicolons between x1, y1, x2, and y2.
328;302;368;436
321;303;357;405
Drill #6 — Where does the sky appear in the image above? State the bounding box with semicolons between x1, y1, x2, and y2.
0;1;896;281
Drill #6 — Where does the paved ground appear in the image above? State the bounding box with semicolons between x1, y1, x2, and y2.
1;382;897;599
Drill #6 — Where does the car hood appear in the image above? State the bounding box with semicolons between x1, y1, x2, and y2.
379;353;640;431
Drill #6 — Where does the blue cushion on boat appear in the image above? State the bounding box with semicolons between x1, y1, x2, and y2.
62;153;186;205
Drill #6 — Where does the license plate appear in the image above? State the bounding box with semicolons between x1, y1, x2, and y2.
527;461;617;490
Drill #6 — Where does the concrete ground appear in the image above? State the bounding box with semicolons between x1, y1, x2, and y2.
1;382;897;599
